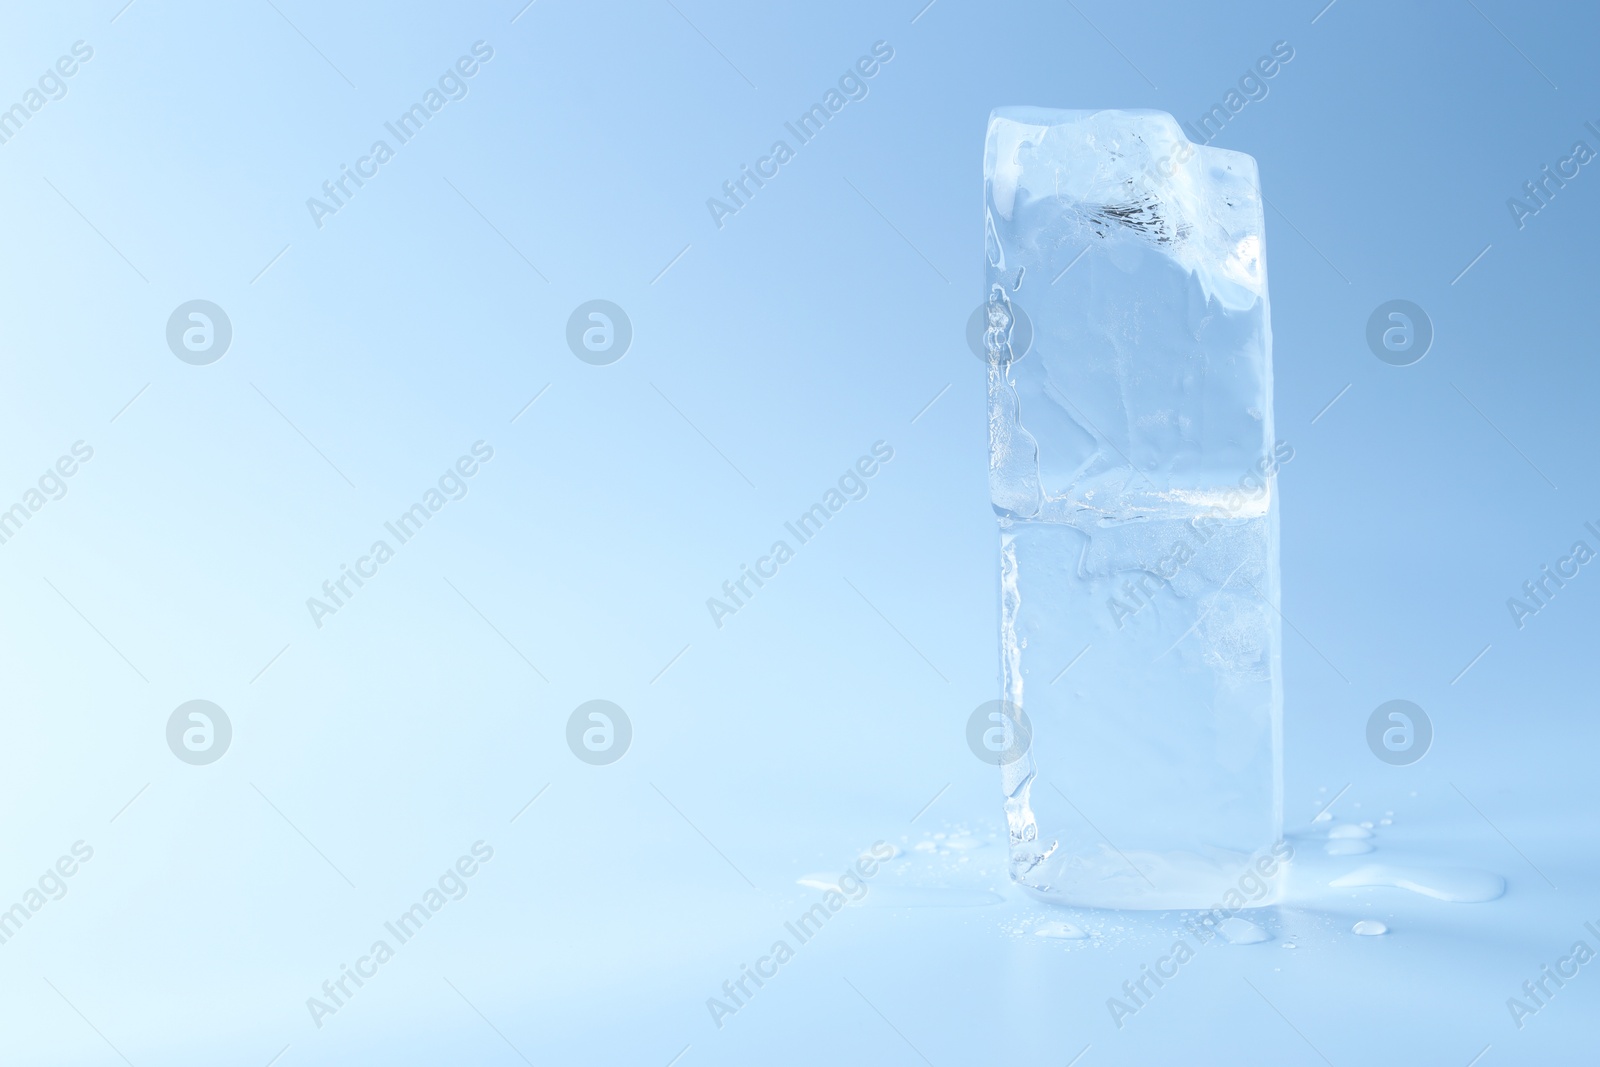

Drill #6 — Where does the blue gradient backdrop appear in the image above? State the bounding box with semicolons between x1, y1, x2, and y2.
1;1;1596;1064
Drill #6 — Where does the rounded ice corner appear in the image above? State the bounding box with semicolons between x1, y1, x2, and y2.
1195;141;1263;190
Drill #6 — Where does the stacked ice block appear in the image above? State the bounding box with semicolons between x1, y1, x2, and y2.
984;108;1284;909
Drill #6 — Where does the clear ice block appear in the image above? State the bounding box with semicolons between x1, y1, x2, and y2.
983;107;1283;909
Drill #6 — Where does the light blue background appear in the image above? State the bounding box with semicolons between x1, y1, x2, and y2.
1;1;1596;1063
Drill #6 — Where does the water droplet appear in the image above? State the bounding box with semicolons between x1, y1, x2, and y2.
1218;917;1270;945
1034;921;1089;940
1353;920;1388;936
1329;864;1505;903
1329;824;1373;840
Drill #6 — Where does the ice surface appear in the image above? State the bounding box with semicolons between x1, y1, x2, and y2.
984;107;1282;908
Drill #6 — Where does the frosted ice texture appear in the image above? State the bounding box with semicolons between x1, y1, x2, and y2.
984;108;1283;909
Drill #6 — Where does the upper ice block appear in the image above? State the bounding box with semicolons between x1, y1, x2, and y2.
985;107;1274;524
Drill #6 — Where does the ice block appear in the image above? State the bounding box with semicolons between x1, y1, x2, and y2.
983;107;1284;909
